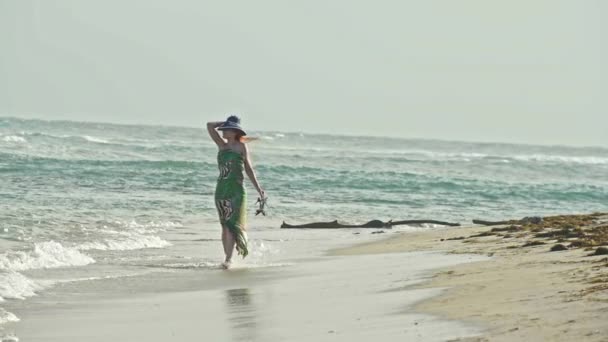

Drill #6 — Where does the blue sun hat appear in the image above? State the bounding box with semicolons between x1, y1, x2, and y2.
218;115;247;136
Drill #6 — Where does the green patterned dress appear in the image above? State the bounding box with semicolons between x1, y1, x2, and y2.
215;149;248;257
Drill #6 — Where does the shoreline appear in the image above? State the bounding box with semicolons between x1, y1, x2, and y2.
1;232;487;342
333;215;608;341
3;214;606;341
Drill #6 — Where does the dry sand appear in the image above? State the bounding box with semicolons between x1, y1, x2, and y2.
333;223;608;341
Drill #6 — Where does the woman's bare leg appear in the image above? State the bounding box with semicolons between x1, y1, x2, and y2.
221;225;236;267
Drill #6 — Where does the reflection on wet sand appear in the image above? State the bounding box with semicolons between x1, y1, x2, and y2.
225;288;257;341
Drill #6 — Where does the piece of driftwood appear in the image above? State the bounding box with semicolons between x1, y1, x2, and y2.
391;219;460;227
473;216;543;226
281;220;387;229
280;219;460;229
472;219;510;226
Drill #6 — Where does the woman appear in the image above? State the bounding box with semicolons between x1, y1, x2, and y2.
207;115;264;269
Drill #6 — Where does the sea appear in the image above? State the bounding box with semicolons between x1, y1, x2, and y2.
0;116;606;337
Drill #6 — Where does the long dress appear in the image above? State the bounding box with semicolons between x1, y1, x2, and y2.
214;149;248;257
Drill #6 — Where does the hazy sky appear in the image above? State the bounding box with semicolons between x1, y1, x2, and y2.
1;1;606;147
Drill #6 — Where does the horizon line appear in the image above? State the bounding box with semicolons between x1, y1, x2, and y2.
2;115;606;151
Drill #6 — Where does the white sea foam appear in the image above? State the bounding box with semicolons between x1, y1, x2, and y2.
399;150;608;165
394;150;489;159
112;220;183;232
512;154;608;165
268;144;608;165
82;135;109;144
378;149;608;165
77;233;171;251
1;136;26;143
0;241;95;272
0;271;42;301
0;308;19;325
247;240;281;265
240;262;294;269
20;131;70;139
0;332;19;342
20;132;111;144
37;272;156;288
159;261;292;270
159;261;220;269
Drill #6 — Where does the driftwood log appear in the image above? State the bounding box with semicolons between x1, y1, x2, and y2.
391;219;460;227
472;219;510;226
472;216;543;226
280;219;460;229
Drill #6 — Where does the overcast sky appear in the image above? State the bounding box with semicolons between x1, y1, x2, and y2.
1;0;606;147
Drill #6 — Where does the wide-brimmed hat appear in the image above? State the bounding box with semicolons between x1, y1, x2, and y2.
217;115;247;136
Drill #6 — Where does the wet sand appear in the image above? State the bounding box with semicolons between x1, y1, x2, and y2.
3;252;487;342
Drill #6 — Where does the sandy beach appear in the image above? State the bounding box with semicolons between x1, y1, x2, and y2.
335;214;608;341
2;214;606;341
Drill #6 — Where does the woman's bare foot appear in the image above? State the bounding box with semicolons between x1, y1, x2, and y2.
221;260;232;269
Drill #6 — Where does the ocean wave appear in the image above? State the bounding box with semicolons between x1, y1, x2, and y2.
18;131;70;139
370;150;608;165
264;145;608;165
1;136;26;143
82;135;109;144
0;153;212;172
38;272;155;287
0;308;19;325
263;145;494;162
16;132;110;144
385;149;489;160
259;133;287;141
14;131;202;150
0;271;41;301
116;220;183;230
376;150;608;165
511;154;608;165
0;332;20;342
0;241;95;272
76;233;171;251
350;150;608;167
97;220;183;234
